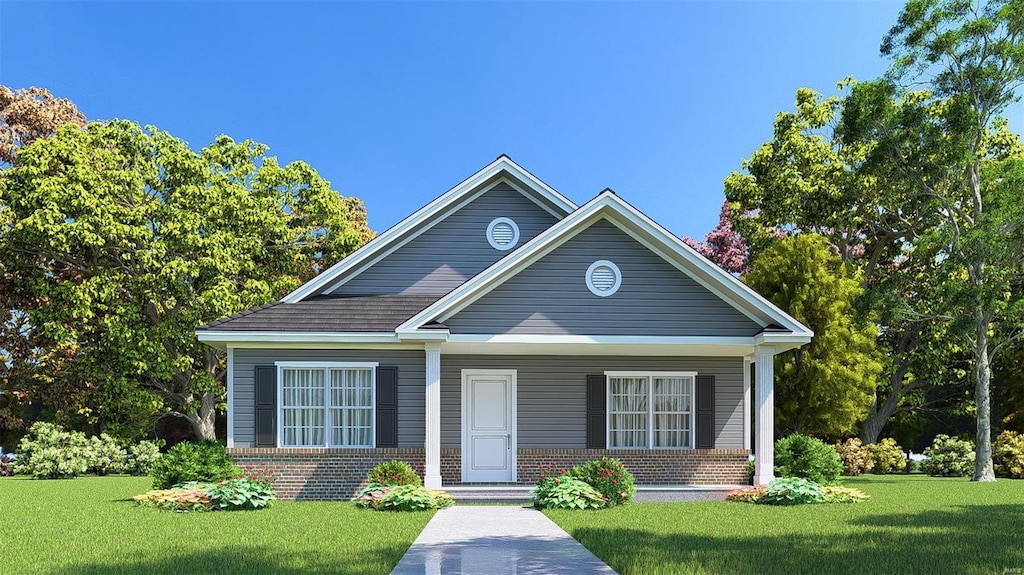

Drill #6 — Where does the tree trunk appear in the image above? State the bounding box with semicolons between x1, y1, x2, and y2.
972;302;996;482
187;392;217;441
861;390;900;444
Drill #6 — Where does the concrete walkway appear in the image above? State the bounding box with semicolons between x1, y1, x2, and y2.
391;506;618;575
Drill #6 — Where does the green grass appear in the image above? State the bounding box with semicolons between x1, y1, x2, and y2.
546;475;1024;575
0;476;433;575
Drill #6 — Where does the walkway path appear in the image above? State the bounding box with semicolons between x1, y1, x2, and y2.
391;506;618;575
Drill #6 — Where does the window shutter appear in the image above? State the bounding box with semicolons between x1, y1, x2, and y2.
586;374;607;449
376;366;399;448
255;366;277;447
696;375;715;449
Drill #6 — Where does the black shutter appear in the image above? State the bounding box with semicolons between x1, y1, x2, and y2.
376;366;399;448
586;374;607;449
696;375;715;449
255;366;277;447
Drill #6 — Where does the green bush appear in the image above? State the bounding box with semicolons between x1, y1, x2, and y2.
759;477;824;505
366;460;422;487
127;440;163;476
87;434;128;476
774;433;843;485
834;438;874;476
567;457;636;506
532;477;607;510
993;430;1024;479
14;422;91;479
866;438;907;474
920;434;975;477
150;440;237;489
354;484;453;511
178;477;277;510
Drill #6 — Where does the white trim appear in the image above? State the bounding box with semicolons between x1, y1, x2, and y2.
461;369;518;482
605;371;697;450
226;346;235;448
282;157;576;303
424;343;443;489
275;362;379;449
605;370;698;378
486;217;520;251
742;356;752;451
275;361;380;369
448;334;755;345
585;260;622;297
198;331;400;344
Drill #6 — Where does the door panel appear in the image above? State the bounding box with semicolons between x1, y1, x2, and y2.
463;371;515;482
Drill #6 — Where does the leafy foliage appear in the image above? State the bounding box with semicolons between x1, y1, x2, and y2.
682;200;750;274
0;85;85;166
366;460;422;487
921;434;975;477
150;440;237;489
992;430;1024;479
866;438;907;474
834;438;875;476
774;433;844;485
744;235;883;438
353;484;453;512
127;440;163;476
133;488;212;512
820;485;871;503
532;477;607;510
726;485;766;503
567;457;636;506
178;478;277;511
86;434;127;476
14;422;90;479
759;477;825;506
0;453;13;476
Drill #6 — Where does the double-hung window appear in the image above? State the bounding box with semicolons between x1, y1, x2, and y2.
606;372;695;449
277;362;377;448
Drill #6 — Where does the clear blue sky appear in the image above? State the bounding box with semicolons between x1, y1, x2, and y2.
2;1;911;239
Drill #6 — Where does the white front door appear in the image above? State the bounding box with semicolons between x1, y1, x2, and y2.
461;369;516;482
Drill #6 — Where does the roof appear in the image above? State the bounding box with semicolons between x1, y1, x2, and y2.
197;295;442;333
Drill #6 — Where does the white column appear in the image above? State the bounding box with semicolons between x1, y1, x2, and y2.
753;345;775;485
424;343;442;489
742;356;752;452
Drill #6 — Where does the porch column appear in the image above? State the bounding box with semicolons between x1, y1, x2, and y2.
424;343;442;489
753;345;775;485
742;356;752;451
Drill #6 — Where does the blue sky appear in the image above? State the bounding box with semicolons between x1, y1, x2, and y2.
2;1;912;239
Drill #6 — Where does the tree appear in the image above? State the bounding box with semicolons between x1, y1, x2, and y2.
868;0;1024;481
0;86;85;167
743;234;884;438
0;120;374;439
683;200;750;275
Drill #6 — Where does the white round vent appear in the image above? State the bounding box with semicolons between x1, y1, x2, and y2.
586;260;621;297
487;217;520;250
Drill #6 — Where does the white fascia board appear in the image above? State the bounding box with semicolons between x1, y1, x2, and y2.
440;338;756;357
282;157;576;304
196;331;401;344
446;334;756;346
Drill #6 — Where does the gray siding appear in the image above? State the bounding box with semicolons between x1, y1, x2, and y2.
440;355;744;450
445;219;762;336
231;349;425;448
330;183;559;296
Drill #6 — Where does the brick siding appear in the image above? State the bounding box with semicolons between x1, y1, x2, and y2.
228;447;749;500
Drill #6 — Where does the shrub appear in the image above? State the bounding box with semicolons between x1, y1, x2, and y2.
127;440;163;476
182;477;277;510
14;422;90;479
366;460;422;487
921;434;975;477
907;458;922;474
774;433;843;485
567;457;636;506
532;477;607;510
820;486;871;503
834;438;874;476
150;440;237;489
87;434;128;476
993;430;1024;479
866;438;907;474
354;484;453;511
747;458;755;484
133;488;212;512
759;477;824;506
0;454;13;477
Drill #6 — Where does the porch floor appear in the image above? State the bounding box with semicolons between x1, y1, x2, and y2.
445;484;741;504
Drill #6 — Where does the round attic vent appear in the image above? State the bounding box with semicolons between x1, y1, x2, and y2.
487;217;520;250
586;260;622;297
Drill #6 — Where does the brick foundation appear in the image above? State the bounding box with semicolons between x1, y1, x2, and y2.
229;447;749;500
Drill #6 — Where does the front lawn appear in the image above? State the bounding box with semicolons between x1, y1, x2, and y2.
546;475;1024;575
0;476;432;575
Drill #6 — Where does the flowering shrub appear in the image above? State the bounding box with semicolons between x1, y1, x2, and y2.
993;430;1024;479
354;484;452;511
15;422;91;479
133;488;212;512
820;486;870;503
127;440;163;476
366;460;422;487
774;434;843;485
921;434;974;477
87;434;127;476
866;438;906;474
834;438;874;476
567;457;636;506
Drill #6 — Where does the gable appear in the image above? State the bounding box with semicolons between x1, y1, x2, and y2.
442;219;764;337
326;181;560;296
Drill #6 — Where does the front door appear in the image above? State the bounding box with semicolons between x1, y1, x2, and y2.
461;369;516;482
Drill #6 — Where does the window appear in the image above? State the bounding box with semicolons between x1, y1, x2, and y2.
586;260;622;296
487;217;520;250
278;362;377;447
607;372;695;449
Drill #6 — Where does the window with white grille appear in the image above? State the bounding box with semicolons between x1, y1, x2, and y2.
487;217;520;250
607;372;695;449
586;260;622;296
278;362;377;447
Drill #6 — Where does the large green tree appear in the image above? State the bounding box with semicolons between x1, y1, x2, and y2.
0;120;373;439
743;234;884;439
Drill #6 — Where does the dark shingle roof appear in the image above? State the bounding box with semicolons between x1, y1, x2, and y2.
197;295;442;333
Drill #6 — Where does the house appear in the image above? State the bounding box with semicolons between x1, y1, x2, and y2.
196;156;812;499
